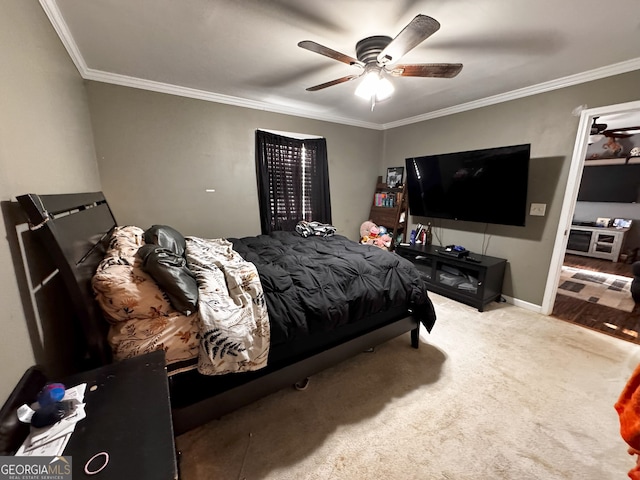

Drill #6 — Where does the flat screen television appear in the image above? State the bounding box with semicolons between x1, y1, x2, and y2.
405;144;530;226
577;163;640;203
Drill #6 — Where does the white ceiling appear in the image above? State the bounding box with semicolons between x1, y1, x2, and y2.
44;0;640;129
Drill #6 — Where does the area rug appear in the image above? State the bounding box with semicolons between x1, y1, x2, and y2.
558;265;636;312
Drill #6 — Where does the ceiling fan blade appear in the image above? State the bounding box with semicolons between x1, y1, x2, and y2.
377;14;440;65
604;126;640;135
389;63;463;78
306;75;361;91
298;40;362;66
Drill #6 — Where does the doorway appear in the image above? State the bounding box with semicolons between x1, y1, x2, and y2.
542;100;640;342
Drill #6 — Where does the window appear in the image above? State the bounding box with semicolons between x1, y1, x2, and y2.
255;130;331;234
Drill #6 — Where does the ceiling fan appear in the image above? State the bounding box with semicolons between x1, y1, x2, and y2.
298;14;462;110
590;116;607;135
589;116;640;143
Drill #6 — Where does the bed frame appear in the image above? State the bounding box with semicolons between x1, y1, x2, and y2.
17;192;422;434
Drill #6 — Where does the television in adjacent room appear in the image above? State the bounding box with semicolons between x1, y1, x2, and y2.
577;163;640;203
405;143;531;226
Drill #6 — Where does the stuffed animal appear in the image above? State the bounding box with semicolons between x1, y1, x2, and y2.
360;221;392;250
360;221;377;239
359;221;376;243
373;234;392;249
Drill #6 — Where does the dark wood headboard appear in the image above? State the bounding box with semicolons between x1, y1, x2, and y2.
17;192;117;368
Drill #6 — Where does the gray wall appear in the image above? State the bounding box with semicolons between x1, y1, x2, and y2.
86;72;640;308
382;71;640;305
85;82;382;241
0;1;101;403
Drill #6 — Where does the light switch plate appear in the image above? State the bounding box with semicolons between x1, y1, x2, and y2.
530;203;546;216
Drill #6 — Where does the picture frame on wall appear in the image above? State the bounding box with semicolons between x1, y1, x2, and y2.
386;167;404;188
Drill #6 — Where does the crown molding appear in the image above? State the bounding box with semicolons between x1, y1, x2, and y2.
82;68;383;130
40;0;88;75
382;57;640;130
40;0;382;130
41;0;640;132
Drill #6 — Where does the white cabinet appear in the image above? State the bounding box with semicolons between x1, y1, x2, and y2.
566;226;630;262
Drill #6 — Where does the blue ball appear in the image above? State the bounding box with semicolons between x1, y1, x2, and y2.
37;383;65;407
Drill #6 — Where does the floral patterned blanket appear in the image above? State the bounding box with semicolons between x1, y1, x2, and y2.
185;236;270;375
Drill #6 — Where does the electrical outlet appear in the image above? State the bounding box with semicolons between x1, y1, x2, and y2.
530;203;546;216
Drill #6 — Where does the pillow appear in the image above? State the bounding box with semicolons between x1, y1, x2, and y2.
106;226;145;260
144;225;186;257
137;244;199;316
92;257;174;323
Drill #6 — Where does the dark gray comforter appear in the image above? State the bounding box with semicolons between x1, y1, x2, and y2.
229;231;436;347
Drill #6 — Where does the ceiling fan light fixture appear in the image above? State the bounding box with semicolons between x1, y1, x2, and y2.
299;14;461;103
375;76;394;101
354;70;394;101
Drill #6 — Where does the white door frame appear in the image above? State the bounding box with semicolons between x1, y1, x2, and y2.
541;99;640;315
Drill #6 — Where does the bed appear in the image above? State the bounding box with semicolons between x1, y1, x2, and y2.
17;192;436;434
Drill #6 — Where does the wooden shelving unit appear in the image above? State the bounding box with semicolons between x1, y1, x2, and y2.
368;175;408;249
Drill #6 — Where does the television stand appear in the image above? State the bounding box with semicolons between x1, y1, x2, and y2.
396;244;507;312
566;225;630;262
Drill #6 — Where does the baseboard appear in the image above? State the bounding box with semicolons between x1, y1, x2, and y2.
500;294;543;313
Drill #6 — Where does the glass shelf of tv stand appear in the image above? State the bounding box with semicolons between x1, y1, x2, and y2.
435;262;480;295
395;244;507;311
409;252;434;280
594;233;616;253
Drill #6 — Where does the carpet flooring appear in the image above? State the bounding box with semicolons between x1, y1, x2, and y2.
176;294;640;479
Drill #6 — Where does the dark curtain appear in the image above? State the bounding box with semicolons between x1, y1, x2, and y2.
255;130;331;234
